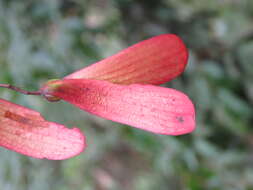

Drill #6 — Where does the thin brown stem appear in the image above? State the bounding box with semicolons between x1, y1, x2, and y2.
0;84;42;96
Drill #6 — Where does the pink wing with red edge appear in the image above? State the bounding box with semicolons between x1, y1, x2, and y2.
0;98;85;160
42;79;195;135
65;34;188;85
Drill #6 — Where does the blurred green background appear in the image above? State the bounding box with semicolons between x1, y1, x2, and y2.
0;0;253;189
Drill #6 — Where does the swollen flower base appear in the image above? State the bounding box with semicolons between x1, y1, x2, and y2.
0;34;195;160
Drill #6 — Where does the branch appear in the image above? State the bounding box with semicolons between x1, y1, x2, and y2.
0;84;41;96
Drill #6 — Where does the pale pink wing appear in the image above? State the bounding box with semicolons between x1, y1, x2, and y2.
65;34;188;85
41;79;195;135
0;98;85;160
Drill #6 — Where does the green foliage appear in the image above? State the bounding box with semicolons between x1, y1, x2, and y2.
0;0;252;189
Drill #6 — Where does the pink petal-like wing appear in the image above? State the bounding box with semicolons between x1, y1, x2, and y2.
0;98;85;160
65;34;188;85
41;79;195;135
